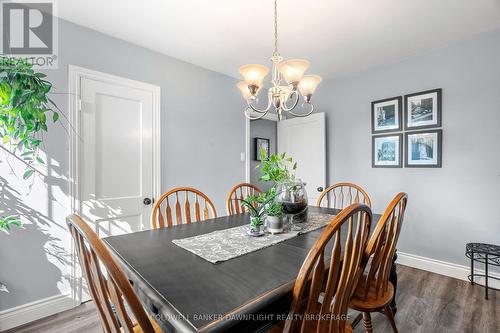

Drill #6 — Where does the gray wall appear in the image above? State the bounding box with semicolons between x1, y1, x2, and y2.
313;28;500;267
0;18;245;311
250;119;277;191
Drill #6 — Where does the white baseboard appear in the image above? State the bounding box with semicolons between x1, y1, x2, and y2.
0;293;77;331
397;251;500;289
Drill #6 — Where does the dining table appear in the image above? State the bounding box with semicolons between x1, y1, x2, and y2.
103;206;396;333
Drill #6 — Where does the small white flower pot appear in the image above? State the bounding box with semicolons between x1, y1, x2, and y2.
266;216;284;234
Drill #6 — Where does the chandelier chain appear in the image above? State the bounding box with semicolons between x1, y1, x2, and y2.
274;0;278;54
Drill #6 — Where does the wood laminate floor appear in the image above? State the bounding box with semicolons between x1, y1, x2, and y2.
5;265;499;333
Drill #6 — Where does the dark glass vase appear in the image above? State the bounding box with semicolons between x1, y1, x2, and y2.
276;179;308;224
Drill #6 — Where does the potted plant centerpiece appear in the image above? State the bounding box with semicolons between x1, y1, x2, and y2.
257;149;309;223
265;198;284;234
241;190;275;236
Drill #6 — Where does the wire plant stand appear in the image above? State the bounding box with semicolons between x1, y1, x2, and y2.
466;242;500;300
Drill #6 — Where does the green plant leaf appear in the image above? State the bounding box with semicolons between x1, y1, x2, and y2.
257;151;297;184
23;168;34;179
0;56;58;183
0;214;22;232
21;150;35;156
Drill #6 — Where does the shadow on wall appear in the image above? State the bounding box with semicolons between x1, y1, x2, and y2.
0;142;71;310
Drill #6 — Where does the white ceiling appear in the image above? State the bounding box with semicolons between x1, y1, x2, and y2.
59;0;500;80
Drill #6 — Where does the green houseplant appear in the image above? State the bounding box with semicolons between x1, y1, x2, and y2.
0;57;57;296
241;188;277;234
0;56;60;180
257;149;297;184
257;148;309;224
0;57;56;292
265;199;284;234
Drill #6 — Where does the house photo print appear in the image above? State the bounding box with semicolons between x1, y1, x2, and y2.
371;96;402;134
404;88;442;130
372;134;403;168
405;130;442;168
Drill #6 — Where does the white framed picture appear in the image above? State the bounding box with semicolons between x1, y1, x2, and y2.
371;96;402;133
372;134;402;168
405;130;442;168
404;89;442;130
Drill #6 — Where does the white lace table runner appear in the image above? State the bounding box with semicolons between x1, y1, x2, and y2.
172;212;335;264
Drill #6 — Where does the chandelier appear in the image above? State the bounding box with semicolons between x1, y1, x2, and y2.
237;0;322;121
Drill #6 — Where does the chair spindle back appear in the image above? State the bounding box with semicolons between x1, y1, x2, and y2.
151;187;217;229
226;183;262;215
316;183;372;209
66;214;158;333
360;192;408;300
283;204;373;333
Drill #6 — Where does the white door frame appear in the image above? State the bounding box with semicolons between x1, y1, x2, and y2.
245;112;279;183
68;65;161;304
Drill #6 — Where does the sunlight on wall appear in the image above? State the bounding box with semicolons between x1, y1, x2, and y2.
0;135;71;310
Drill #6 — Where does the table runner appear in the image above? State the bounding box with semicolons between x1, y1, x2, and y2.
172;212;335;264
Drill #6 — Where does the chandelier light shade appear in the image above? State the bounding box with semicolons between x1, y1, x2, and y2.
279;59;310;86
298;75;322;101
237;81;254;100
238;64;270;89
237;0;321;120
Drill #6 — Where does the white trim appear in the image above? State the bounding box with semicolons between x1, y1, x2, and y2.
0;294;75;331
68;65;161;303
244;112;278;183
397;251;500;289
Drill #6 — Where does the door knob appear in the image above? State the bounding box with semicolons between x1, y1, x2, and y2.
143;198;152;205
317;187;324;192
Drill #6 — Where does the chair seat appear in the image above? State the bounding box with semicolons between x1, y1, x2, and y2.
266;320;353;333
349;276;394;312
132;318;164;333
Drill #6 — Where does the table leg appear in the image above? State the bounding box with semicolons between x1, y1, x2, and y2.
390;251;398;314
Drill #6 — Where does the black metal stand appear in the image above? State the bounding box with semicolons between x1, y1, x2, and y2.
466;243;500;300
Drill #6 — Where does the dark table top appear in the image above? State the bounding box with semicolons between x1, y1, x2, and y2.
104;206;380;333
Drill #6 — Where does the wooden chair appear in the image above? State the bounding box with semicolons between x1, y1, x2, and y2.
269;203;373;333
66;214;164;333
316;182;372;209
226;182;262;215
151;187;217;229
349;193;408;333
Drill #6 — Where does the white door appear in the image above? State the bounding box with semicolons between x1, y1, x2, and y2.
278;112;326;204
78;73;159;237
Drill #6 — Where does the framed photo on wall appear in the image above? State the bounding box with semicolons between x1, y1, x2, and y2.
404;88;442;130
254;137;270;161
405;130;442;168
371;96;402;133
372;134;403;168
